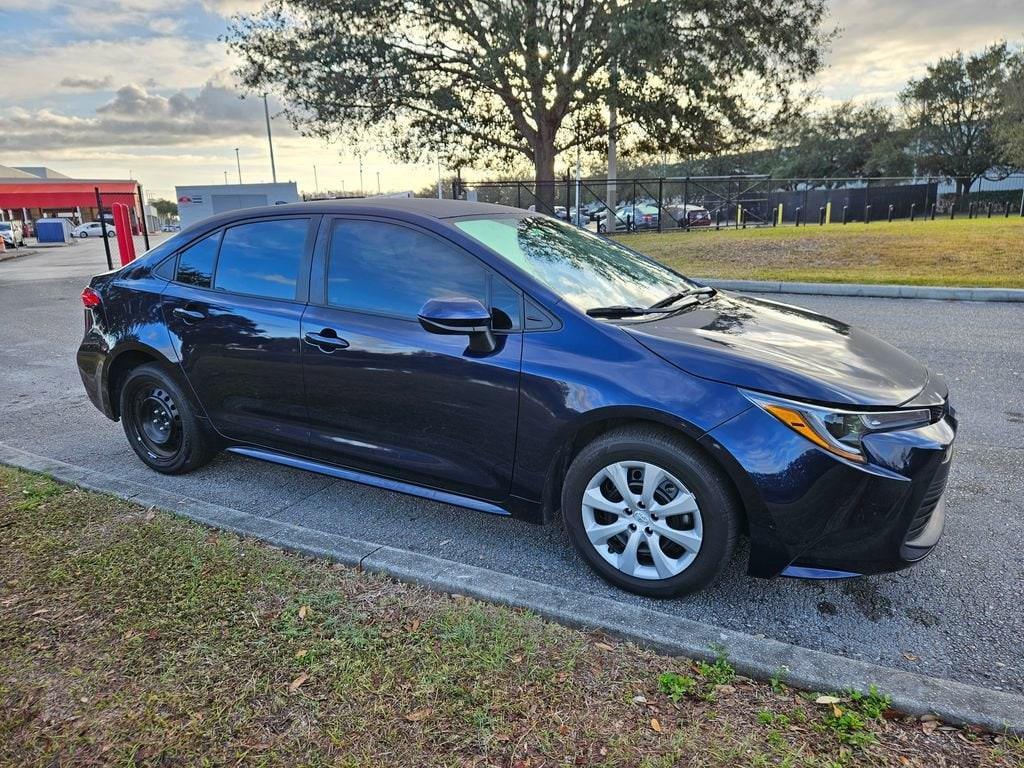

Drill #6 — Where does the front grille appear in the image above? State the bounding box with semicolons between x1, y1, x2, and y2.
905;460;951;542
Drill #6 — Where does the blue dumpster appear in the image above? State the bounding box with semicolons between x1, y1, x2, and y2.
35;218;73;244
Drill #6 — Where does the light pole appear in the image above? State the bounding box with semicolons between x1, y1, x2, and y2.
313;165;319;195
223;171;228;184
234;148;242;184
376;171;381;194
358;155;364;196
264;95;277;183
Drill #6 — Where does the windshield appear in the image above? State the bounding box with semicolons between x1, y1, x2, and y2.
455;215;694;311
0;223;11;231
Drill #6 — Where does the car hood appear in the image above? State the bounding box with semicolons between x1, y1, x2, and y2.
625;293;932;407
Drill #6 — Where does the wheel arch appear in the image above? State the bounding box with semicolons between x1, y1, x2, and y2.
103;343;204;421
538;406;754;530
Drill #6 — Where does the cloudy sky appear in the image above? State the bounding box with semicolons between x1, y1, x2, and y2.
0;0;1021;201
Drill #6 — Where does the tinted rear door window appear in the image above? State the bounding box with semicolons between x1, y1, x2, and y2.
175;232;220;288
327;220;487;318
214;219;309;300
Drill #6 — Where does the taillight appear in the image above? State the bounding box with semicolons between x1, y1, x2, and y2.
81;287;102;308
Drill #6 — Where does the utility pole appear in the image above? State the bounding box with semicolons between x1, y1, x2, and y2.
376;171;381;194
437;157;443;199
358;155;364;195
223;171;228;184
264;95;277;183
313;165;319;195
234;148;242;184
605;59;618;233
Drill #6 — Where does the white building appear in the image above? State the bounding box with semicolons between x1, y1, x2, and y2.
174;182;300;229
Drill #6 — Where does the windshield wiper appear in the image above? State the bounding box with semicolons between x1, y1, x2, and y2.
586;298;702;319
648;285;716;310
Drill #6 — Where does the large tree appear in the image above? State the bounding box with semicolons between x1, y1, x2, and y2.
225;0;828;199
994;52;1024;169
901;43;1016;199
768;101;913;183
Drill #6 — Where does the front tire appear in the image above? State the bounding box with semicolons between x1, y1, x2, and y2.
561;426;740;598
119;363;215;474
79;231;89;238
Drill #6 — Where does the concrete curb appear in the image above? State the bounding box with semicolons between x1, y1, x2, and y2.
697;278;1024;302
2;442;1022;735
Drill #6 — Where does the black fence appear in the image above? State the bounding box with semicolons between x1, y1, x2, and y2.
452;174;1024;232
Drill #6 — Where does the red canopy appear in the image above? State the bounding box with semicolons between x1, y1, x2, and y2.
0;180;138;209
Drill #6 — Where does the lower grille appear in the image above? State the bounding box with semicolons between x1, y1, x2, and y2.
905;460;951;542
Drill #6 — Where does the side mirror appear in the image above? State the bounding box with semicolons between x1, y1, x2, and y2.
418;297;496;353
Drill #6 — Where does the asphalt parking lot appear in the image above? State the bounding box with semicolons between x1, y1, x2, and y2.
1;236;1022;695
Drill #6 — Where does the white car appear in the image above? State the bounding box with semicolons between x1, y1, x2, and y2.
0;221;24;248
73;221;116;238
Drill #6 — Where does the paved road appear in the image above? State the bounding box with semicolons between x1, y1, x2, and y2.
1;240;1022;694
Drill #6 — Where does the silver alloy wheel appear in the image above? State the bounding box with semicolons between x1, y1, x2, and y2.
581;461;703;580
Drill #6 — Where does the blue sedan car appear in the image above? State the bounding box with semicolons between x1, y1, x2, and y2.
77;199;955;597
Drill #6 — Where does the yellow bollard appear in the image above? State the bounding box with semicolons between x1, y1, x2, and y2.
825;201;832;225
777;203;784;226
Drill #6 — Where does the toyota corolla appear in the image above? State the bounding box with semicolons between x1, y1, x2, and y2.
76;199;955;596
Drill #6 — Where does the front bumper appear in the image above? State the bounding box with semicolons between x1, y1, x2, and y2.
702;398;956;578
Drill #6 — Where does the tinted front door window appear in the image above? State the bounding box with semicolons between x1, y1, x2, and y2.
215;219;309;300
327;220;487;316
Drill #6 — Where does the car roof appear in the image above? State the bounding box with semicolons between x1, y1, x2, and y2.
193;197;526;232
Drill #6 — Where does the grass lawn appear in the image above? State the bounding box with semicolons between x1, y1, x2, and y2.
1;467;1022;767
620;217;1024;288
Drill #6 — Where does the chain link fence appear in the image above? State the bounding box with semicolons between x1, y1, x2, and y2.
451;174;1024;233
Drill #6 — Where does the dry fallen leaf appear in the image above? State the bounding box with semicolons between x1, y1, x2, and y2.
298;605;309;620
405;707;433;722
632;695;648;704
144;508;157;522
922;720;938;735
650;718;662;733
288;672;309;692
902;652;919;662
814;695;842;705
832;703;843;718
714;684;736;695
294;649;308;659
594;642;614;651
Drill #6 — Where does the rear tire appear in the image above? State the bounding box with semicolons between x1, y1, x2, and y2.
119;363;216;474
561;425;739;598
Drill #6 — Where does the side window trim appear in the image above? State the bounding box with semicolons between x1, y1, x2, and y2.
317;215;524;331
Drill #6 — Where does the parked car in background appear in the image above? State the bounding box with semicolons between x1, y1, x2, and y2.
73;221;116;238
0;221;25;248
664;204;713;228
77;198;956;598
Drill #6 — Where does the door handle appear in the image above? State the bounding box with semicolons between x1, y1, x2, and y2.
304;330;349;351
172;307;205;322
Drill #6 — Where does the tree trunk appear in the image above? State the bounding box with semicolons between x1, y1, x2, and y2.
533;132;557;213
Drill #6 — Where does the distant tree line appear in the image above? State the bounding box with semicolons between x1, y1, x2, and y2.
625;44;1024;199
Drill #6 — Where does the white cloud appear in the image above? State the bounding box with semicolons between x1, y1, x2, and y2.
1;36;229;100
0;80;282;151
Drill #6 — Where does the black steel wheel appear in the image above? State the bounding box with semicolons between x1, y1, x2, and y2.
119;363;215;474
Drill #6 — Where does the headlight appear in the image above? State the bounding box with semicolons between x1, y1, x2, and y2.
742;390;932;463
